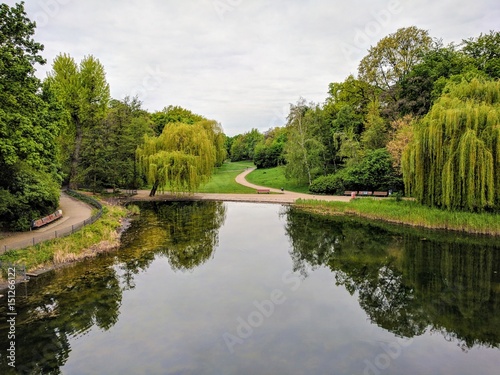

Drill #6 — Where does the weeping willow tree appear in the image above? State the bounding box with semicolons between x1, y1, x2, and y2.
137;122;216;196
402;78;500;211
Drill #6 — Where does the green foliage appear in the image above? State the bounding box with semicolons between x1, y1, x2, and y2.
462;30;500;79
47;53;111;188
253;127;286;169
358;26;433;98
229;128;264;162
285;99;325;185
309;172;347;195
137;122;217;195
310;149;402;194
0;3;62;230
402;77;500;211
151;105;205;136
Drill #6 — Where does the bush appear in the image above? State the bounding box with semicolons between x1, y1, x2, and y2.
310;171;346;195
310;149;404;195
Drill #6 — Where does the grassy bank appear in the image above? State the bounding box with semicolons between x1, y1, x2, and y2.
0;202;128;275
196;161;256;193
246;166;310;193
295;198;500;236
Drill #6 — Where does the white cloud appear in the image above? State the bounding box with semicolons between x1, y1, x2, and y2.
4;0;499;135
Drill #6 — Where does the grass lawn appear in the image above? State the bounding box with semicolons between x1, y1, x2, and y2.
245;166;310;194
295;198;500;236
196;161;256;194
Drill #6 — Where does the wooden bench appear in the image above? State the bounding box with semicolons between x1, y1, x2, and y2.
256;189;270;194
373;191;389;197
32;210;63;229
358;191;373;196
344;191;357;196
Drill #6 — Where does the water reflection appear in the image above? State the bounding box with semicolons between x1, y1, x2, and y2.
284;207;500;349
0;202;499;374
0;260;121;374
0;201;226;374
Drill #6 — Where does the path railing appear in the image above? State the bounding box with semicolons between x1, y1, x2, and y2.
0;190;103;254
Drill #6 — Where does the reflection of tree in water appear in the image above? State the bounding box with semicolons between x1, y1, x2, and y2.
119;201;226;277
0;258;121;374
0;201;226;374
284;207;500;348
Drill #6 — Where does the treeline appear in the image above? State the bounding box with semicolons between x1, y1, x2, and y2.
229;27;500;211
0;3;225;230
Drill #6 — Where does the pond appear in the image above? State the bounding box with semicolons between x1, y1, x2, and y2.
1;201;499;374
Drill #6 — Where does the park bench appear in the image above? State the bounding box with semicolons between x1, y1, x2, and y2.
31;210;63;229
256;189;270;194
373;191;389;197
358;191;373;196
344;191;357;196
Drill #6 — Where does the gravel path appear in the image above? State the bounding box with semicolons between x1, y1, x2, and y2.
0;192;93;252
129;168;351;204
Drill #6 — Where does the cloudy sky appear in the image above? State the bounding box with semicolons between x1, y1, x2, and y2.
6;0;499;135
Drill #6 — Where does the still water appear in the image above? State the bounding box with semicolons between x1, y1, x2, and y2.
1;201;499;374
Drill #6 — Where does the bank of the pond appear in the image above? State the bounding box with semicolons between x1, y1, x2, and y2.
295;198;500;236
0;201;131;290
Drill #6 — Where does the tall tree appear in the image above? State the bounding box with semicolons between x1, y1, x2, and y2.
462;30;500;79
47;54;110;188
285;99;324;185
137;122;217;196
402;77;500;211
0;2;63;230
358;26;433;102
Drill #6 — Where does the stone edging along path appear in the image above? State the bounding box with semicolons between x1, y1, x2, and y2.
127;168;351;204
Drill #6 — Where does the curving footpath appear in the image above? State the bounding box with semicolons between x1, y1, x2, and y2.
129;168;351;204
0;192;93;253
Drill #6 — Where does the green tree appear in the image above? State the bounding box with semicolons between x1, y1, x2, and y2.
462;30;500;79
151;105;205;136
253;127;287;169
361;101;388;150
229;128;263;162
0;2;63;230
47;54;110;188
358;26;433;102
137;122;217;196
402;77;500;211
285;99;325;185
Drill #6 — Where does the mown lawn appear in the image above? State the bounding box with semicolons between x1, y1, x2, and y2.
245;166;310;193
196;161;256;194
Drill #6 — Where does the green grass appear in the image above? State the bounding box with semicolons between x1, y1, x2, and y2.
295;198;500;236
196;161;256;194
0;202;128;274
245;166;310;193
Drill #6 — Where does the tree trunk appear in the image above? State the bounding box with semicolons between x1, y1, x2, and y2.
69;117;83;189
149;181;159;197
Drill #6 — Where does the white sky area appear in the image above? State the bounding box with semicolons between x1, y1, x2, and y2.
6;0;500;135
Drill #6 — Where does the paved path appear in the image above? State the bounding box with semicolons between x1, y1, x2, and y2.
0;192;93;251
129;168;351;204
